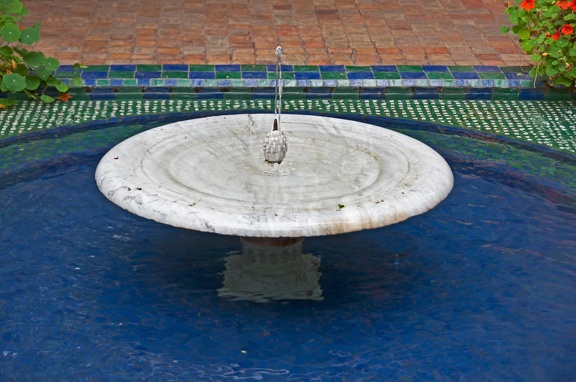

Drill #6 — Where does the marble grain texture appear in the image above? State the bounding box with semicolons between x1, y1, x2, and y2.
95;114;454;237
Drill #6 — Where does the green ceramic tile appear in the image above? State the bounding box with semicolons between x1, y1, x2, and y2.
169;93;199;100
321;72;347;80
189;65;215;71
427;72;453;79
268;72;295;80
216;72;242;79
374;72;401;79
386;88;413;99
96;79;110;86
345;66;372;72
150;79;164;86
109;71;135;78
397;65;423;72
83;65;110;72
544;88;573;100
122;79;138;86
116;87;144;93
241;64;267;71
449;66;475;72
115;93;144;100
479;72;506;80
176;79;192;86
493;79;509;87
223;92;253;100
204;79;218;87
162;72;188;79
292;65;319;72
137;64;162;71
439;88;466;99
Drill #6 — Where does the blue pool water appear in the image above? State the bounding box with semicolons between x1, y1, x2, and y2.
1;116;575;381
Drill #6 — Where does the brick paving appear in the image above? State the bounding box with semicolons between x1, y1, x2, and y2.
23;0;530;66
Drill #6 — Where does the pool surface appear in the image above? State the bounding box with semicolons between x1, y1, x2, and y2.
1;113;575;381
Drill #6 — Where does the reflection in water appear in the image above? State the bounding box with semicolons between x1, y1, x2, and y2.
218;238;323;302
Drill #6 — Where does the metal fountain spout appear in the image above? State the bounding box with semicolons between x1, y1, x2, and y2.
262;46;288;164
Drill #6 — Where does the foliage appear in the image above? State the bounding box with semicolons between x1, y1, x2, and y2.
502;0;576;88
0;0;82;107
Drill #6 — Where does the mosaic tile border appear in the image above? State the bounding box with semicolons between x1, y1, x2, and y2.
2;65;574;101
1;99;574;156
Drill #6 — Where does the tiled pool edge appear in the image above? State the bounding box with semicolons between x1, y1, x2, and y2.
2;65;575;101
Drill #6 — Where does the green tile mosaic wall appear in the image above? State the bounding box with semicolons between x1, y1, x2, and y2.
0;99;574;155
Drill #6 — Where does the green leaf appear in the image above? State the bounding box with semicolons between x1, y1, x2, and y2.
42;57;60;71
40;94;54;103
35;67;51;81
13;46;28;56
1;25;21;42
530;54;542;62
521;39;538;52
0;0;23;14
54;80;68;92
556;38;569;48
500;26;510;34
25;75;40;90
569;48;576;57
0;98;19;106
19;27;40;45
70;77;83;87
546;64;559;77
0;45;13;57
23;51;45;67
554;75;572;86
569;67;576;77
1;72;26;92
518;29;531;40
529;66;538;77
564;14;576;21
0;82;8;93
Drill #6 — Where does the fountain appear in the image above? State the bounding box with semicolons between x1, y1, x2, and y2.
95;48;454;300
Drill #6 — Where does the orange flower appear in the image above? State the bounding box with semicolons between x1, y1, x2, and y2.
57;93;73;102
551;31;562;40
562;24;574;35
521;0;535;10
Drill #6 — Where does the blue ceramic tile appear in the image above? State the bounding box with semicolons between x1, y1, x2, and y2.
401;79;416;86
372;65;398;72
296;79;311;86
110;64;136;71
83;79;96;86
189;72;215;79
414;88;439;99
135;71;161;78
323;80;338;87
429;79;444;87
162;64;189;71
137;78;151;86
519;89;546;100
465;88;493;99
452;72;479;79
295;72;321;80
164;79;178;86
244;79;259;87
57;65;75;72
243;72;267;79
507;79;523;87
109;79;124;86
347;72;374;80
215;65;241;72
319;65;346;72
81;72;108;79
503;71;532;79
217;80;232;87
266;64;293;72
473;66;501;73
197;93;224;99
190;79;205;86
422;65;450;72
349;79;364;87
400;72;427;79
481;80;495;87
89;93;115;100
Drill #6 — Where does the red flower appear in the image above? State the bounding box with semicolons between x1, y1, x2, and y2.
562;24;574;35
521;0;535;10
552;31;562;40
572;1;576;11
557;0;572;10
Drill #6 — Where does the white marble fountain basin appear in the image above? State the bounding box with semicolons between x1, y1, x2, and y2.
95;114;453;238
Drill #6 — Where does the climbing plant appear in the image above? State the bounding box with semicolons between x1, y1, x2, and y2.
502;0;576;89
0;0;82;107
